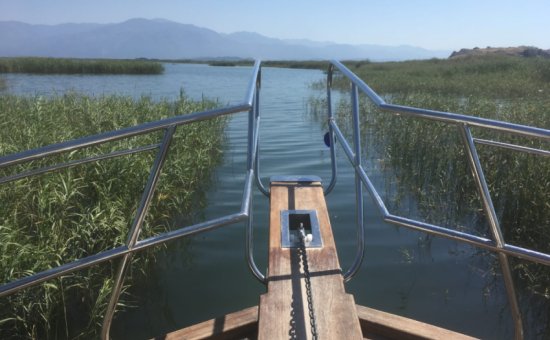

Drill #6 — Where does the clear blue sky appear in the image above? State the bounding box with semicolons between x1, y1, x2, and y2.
1;0;548;51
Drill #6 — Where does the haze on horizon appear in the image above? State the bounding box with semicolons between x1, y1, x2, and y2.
0;0;548;52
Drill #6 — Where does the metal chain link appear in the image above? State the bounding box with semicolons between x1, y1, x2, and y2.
298;225;319;340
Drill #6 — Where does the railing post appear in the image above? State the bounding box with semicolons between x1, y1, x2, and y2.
459;124;523;339
101;126;176;340
246;65;267;283
245;169;266;283
324;63;338;195
252;70;269;197
344;83;366;281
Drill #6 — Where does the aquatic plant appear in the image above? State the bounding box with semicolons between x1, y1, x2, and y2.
0;93;225;339
322;55;550;100
323;55;550;337
0;57;164;75
362;95;549;337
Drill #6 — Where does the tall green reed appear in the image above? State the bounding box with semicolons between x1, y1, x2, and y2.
0;58;164;75
363;94;549;337
321;55;550;337
326;55;550;100
0;92;226;339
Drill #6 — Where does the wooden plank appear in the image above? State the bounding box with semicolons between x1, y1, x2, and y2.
258;180;363;340
356;305;478;340
152;180;480;340
154;306;258;340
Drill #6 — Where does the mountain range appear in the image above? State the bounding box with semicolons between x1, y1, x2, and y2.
0;18;451;61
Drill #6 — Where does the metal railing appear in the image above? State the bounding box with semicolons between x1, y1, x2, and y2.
325;60;550;339
0;60;265;339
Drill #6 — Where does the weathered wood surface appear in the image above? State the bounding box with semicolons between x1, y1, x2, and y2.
153;306;258;340
357;305;478;340
258;180;363;340
151;302;479;340
152;179;479;340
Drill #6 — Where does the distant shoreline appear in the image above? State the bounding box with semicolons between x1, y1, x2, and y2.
450;46;550;59
0;57;164;75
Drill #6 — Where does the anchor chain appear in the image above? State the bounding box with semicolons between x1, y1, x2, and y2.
298;225;319;340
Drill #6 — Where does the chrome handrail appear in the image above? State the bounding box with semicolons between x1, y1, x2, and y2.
0;60;266;339
327;60;550;339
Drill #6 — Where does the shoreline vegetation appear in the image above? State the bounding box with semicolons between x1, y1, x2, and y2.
137;58;329;70
206;60;328;69
0;57;164;75
338;54;550;101
151;46;550;70
0;92;225;339
0;57;328;73
315;54;549;337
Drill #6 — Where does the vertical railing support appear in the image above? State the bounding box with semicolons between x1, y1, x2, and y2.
459;124;523;339
324;63;338;195
344;84;366;282
101;126;176;339
246;68;267;283
245;169;265;283
253;72;269;197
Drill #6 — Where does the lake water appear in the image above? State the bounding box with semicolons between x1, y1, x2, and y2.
2;64;516;339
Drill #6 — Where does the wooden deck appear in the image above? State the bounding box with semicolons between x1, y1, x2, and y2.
154;178;478;340
155;304;478;339
154;306;258;340
257;178;363;339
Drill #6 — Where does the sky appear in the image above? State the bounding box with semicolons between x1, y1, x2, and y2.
0;0;548;51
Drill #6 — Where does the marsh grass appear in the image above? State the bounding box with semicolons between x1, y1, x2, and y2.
180;59;327;70
0;93;226;339
367;94;549;338
0;57;164;75
319;55;550;337
337;55;550;100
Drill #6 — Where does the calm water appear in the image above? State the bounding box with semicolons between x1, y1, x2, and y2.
2;64;515;339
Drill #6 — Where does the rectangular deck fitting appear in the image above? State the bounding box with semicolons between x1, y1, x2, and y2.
281;209;323;248
258;177;362;340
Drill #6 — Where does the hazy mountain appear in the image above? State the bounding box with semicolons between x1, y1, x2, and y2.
0;18;450;61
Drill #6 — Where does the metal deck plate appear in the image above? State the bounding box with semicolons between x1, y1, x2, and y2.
280;209;323;248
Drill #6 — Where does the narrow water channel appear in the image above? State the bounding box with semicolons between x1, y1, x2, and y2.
109;65;513;339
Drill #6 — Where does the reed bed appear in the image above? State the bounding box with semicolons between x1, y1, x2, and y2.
0;57;164;75
361;94;549;336
318;55;550;337
340;55;550;100
180;59;327;70
0;93;226;339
